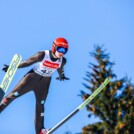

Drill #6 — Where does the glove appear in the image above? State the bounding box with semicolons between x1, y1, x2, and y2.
56;73;70;81
2;64;9;72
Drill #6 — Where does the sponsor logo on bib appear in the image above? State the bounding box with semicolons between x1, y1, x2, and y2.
43;60;59;69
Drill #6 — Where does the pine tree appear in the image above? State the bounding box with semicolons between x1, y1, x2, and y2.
81;45;134;134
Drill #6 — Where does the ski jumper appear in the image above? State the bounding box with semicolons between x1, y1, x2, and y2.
0;50;66;134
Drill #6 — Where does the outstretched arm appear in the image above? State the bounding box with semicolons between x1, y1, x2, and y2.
18;51;45;68
2;51;45;72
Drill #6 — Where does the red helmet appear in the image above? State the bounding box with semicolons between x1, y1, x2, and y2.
52;37;69;53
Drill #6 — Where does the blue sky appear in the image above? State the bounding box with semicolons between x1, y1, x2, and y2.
0;0;134;134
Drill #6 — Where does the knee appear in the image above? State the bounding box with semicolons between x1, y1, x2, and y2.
6;91;20;99
13;91;19;97
36;99;45;106
41;100;45;105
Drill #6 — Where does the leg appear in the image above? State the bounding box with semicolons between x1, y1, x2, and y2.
34;77;51;134
0;72;34;113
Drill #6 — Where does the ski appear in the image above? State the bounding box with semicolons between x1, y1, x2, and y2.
47;77;110;134
0;54;22;102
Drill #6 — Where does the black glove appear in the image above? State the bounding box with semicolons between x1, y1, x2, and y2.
2;64;9;72
56;73;70;81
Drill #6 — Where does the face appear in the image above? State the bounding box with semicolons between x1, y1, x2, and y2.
55;51;64;58
54;46;68;58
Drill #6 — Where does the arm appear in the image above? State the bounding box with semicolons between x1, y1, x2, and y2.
57;57;66;75
18;51;45;68
56;57;69;81
2;51;45;72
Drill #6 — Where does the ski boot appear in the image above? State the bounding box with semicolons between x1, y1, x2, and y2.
39;128;48;134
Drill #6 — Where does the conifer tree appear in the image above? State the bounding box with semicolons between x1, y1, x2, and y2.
81;45;134;134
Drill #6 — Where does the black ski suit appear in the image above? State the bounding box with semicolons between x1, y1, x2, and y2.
0;50;67;134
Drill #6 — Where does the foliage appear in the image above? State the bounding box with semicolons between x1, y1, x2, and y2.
81;45;134;134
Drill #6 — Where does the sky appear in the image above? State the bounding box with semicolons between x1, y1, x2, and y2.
0;0;134;134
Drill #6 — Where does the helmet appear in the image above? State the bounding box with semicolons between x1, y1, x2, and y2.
52;37;69;53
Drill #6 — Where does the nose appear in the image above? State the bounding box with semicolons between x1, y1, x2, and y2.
58;53;64;57
59;52;64;55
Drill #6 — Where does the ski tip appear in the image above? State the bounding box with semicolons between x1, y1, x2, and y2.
15;54;22;57
13;54;22;60
105;77;111;83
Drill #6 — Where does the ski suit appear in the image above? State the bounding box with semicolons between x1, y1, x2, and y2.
0;50;67;134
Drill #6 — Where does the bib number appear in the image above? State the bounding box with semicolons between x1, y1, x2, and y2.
41;67;53;75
